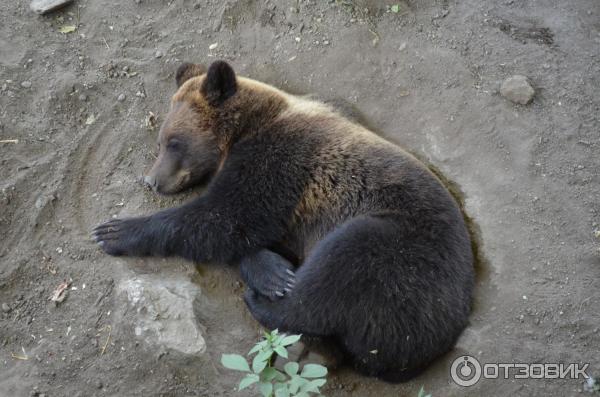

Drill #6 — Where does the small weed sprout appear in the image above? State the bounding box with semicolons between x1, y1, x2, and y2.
417;386;432;397
221;330;328;397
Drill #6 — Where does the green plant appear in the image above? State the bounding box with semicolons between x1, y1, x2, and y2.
417;386;432;397
222;330;328;397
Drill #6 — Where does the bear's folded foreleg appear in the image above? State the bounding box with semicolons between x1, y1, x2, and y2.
239;249;296;301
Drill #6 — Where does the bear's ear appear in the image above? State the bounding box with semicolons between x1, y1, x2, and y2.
175;62;207;88
201;60;237;106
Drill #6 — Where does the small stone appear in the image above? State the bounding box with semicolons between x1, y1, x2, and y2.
95;380;103;389
208;42;218;50
30;0;74;14
500;75;535;105
78;94;88;102
117;94;126;102
35;196;45;209
154;50;164;58
21;81;32;88
1;303;10;313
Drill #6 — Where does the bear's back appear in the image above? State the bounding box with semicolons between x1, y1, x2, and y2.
270;99;463;257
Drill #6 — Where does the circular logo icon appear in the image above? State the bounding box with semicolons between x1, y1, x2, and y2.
450;355;482;387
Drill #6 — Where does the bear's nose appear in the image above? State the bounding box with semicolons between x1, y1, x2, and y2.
143;175;158;191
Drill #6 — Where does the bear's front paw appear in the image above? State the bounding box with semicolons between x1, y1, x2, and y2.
240;250;296;301
92;217;151;256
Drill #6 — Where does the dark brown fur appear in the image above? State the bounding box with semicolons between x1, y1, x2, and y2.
94;61;475;382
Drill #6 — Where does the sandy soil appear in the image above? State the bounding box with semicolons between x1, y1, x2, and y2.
1;0;599;396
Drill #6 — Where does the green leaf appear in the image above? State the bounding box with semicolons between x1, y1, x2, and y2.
284;362;299;376
261;367;283;382
280;334;302;346
221;354;250;372
252;352;269;373
238;373;259;390
274;370;288;382
417;386;432;397
391;4;401;13
289;375;308;394
259;382;273;397
58;25;77;34
249;340;269;355
274;383;290;397
255;348;273;364
299;378;326;394
300;364;328;378
272;333;285;346
274;345;288;359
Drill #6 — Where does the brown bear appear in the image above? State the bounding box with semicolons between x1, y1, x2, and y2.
93;60;474;382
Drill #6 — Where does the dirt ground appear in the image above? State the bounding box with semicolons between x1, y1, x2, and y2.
1;0;599;396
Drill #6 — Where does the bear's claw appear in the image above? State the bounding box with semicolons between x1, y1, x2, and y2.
92;217;151;256
239;249;296;301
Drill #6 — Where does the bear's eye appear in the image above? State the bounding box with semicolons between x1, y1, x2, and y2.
166;139;182;151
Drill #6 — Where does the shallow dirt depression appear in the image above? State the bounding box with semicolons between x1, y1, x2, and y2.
1;0;599;396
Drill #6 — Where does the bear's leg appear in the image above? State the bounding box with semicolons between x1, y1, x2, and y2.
239;249;296;301
245;213;472;381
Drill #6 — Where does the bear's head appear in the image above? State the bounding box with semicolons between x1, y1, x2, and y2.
143;60;286;194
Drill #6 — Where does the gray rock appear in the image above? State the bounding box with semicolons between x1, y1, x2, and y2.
21;81;32;88
500;75;535;105
117;93;126;102
30;0;74;15
1;303;10;313
118;275;206;355
155;50;164;58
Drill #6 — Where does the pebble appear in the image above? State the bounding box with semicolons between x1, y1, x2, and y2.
500;75;535;105
155;50;164;58
117;94;126;102
78;94;88;102
30;0;74;14
21;81;32;88
1;303;10;313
